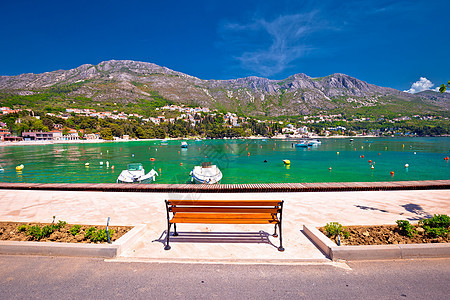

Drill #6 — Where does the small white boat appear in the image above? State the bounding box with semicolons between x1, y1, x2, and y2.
307;139;321;146
190;162;222;184
117;163;158;184
181;141;188;148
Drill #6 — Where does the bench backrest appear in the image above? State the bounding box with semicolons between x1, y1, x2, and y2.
166;200;283;214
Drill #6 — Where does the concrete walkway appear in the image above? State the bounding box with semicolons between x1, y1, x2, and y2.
0;189;449;263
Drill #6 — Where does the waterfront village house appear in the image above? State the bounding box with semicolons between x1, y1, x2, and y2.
84;133;99;140
22;131;54;141
62;128;81;140
51;130;63;140
0;128;11;141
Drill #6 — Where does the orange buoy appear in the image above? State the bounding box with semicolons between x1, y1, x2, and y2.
273;148;275;150
205;155;207;158
159;168;161;174
390;171;394;176
247;152;250;156
150;158;155;161
111;165;115;170
329;167;332;171
362;155;364;158
180;162;183;166
368;160;372;163
246;147;247;151
379;153;381;155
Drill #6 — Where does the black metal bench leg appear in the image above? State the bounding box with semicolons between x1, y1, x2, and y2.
273;224;278;238
278;223;285;252
164;222;172;250
173;223;178;236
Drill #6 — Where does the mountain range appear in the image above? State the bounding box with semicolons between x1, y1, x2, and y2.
0;60;448;116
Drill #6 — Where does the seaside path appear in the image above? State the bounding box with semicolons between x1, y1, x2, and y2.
0;189;448;262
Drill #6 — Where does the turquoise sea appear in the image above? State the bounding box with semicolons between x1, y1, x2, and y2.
0;137;449;184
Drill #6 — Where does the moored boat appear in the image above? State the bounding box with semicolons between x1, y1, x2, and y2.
294;141;308;147
181;141;188;148
307;139;321;146
117;163;158;184
190;162;222;184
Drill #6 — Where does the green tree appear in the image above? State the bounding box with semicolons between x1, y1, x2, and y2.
100;128;114;140
439;80;450;93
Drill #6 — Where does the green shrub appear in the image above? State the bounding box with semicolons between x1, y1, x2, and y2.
23;219;68;240
84;227;114;242
85;227;97;240
419;214;450;237
423;227;448;238
17;225;28;232
27;225;43;240
69;225;82;236
41;225;54;238
324;222;349;238
55;220;67;229
396;220;417;238
419;214;450;229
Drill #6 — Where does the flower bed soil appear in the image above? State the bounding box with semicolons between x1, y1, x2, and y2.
319;225;450;246
0;222;132;244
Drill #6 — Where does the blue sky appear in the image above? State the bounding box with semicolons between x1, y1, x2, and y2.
0;0;448;92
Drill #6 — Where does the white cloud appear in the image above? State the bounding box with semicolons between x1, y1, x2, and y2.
404;77;439;93
219;12;330;77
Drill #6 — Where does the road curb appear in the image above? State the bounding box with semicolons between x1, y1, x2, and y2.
0;224;146;258
303;225;450;261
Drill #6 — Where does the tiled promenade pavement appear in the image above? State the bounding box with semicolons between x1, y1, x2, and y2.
0;189;448;262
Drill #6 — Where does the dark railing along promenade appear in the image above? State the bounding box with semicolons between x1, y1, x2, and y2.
0;180;449;193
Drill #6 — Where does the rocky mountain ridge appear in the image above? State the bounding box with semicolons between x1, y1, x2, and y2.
0;60;448;116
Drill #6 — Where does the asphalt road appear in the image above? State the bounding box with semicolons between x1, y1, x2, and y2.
0;255;449;299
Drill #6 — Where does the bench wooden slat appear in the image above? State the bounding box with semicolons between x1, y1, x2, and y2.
168;200;281;206
170;218;278;224
170;207;279;213
172;213;277;220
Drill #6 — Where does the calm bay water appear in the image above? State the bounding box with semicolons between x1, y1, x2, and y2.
0;137;449;184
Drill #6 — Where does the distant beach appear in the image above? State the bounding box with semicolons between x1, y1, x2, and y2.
0;134;382;147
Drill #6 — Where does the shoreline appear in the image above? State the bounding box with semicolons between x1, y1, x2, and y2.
0;134;424;147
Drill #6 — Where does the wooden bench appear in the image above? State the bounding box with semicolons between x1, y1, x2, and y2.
164;200;284;251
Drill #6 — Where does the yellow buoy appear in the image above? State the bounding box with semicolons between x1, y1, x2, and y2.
283;159;290;165
16;164;24;171
85;163;90;167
